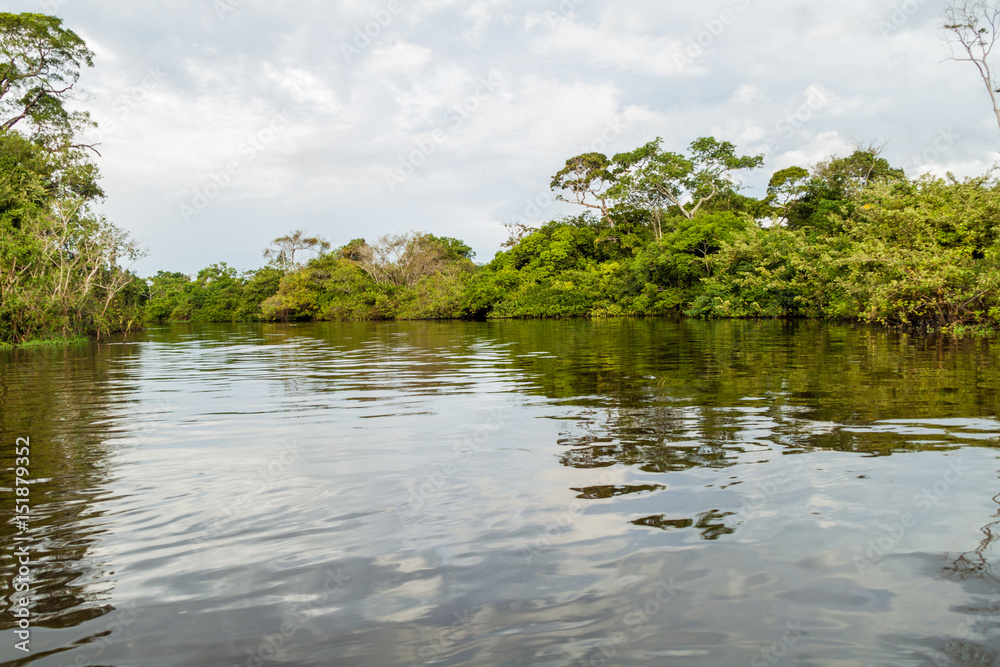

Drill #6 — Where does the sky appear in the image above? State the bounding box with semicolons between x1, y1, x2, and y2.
5;0;997;275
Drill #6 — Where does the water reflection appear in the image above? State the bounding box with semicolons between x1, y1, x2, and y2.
0;342;146;657
0;320;999;665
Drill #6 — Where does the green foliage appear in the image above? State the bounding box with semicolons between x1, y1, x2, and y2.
0;15;143;346
263;229;330;271
260;267;327;322
235;266;282;321
118;135;1000;334
550;152;615;216
426;235;475;261
608;136;764;228
0;129;141;344
0;12;95;145
350;232;475;287
782;147;907;233
143;263;281;323
144;271;189;322
397;269;475;319
188;263;243;323
687;226;827;318
689;174;1000;327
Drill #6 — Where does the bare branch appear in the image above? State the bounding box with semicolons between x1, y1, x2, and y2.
944;0;1000;132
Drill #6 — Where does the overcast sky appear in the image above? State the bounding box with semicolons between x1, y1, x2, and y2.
6;0;996;274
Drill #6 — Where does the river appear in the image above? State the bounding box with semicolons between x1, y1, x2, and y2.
2;320;1000;666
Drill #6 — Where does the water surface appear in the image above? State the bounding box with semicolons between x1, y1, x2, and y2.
2;320;1000;666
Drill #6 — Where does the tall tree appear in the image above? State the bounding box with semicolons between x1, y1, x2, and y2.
608;137;764;236
764;166;810;224
0;12;96;149
350;232;472;287
0;13;142;344
264;230;331;271
779;146;906;233
944;0;1000;133
550;153;616;218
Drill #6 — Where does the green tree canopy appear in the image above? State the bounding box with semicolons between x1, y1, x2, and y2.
264;229;331;271
781;147;907;233
0;12;95;147
550;152;616;218
607;137;763;238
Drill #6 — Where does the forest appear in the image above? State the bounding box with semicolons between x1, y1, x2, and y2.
141;144;1000;332
2;11;1000;347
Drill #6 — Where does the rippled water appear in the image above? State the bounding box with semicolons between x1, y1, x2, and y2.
2;320;1000;666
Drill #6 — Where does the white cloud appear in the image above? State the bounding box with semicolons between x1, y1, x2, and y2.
731;84;766;105
528;8;689;77
774;131;855;171
462;0;505;47
264;65;340;111
359;41;434;79
3;0;994;274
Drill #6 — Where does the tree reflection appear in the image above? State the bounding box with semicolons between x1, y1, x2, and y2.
632;509;737;540
491;319;1000;544
0;341;140;630
944;487;1000;583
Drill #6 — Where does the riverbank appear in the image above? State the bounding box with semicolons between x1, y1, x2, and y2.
6;144;1000;347
0;335;90;351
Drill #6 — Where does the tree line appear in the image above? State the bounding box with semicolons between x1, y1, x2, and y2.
146;140;997;331
0;13;144;345
3;7;1000;346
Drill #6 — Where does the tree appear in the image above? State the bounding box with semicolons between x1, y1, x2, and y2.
944;0;1000;133
263;229;330;271
0;181;144;342
350;232;472;287
428;235;475;261
550;152;616;218
764;166;810;224
502;222;536;248
0;15;142;344
778;146;906;233
608;137;764;236
0;12;96;149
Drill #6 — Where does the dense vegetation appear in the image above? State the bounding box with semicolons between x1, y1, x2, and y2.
146;142;1000;333
2;10;999;347
0;13;143;346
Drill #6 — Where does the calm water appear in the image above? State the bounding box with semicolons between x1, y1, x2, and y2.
2;320;1000;666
